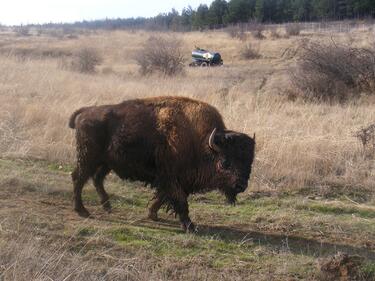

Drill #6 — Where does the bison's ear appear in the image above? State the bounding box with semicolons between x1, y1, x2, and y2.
222;131;243;146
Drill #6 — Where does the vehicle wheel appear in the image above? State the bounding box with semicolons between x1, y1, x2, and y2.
201;62;208;67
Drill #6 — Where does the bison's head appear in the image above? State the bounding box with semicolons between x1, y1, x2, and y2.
209;128;256;204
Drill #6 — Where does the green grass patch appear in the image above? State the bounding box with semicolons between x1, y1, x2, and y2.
47;163;73;173
360;262;375;280
77;226;97;237
296;202;375;218
108;225;261;268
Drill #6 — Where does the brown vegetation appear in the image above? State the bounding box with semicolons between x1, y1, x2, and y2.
285;23;302;36
136;36;185;76
72;47;102;73
240;42;261;59
226;25;246;41
290;39;375;102
249;21;265;40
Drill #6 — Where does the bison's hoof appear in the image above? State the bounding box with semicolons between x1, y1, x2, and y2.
182;221;197;233
148;212;159;221
102;201;112;213
75;208;91;218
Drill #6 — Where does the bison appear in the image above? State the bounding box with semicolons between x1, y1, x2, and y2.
69;96;255;232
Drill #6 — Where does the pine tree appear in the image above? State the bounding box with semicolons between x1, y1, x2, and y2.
255;0;265;21
208;0;229;25
192;4;209;29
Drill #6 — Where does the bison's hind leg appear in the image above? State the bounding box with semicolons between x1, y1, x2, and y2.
72;166;93;218
93;165;111;212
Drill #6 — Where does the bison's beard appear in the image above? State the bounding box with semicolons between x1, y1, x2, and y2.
222;188;238;205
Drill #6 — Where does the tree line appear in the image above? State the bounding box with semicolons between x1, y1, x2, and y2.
35;0;375;31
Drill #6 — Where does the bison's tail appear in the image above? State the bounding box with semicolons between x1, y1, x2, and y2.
68;107;87;129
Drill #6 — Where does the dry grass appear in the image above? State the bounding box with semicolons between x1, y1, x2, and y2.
285;23;302;36
0;28;374;196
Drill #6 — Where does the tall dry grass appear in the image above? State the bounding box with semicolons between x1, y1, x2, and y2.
0;29;374;194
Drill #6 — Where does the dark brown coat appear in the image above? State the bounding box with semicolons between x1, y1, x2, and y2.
69;96;255;232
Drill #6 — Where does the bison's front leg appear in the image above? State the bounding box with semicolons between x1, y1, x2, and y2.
170;191;196;233
148;195;164;221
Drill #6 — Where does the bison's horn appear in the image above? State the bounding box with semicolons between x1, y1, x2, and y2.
209;128;220;152
253;133;256;142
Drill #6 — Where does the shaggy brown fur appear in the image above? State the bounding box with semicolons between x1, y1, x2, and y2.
69;96;255;232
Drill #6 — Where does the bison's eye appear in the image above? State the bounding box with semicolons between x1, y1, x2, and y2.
220;159;230;169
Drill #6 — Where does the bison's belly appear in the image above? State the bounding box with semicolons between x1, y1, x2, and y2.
110;162;156;184
106;142;157;185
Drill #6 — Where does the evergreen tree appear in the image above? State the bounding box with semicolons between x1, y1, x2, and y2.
311;0;331;19
34;0;375;31
293;0;313;21
255;0;265;21
192;4;210;29
181;6;193;29
208;0;229;25
224;0;254;23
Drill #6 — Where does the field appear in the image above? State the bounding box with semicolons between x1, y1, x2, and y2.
0;26;375;280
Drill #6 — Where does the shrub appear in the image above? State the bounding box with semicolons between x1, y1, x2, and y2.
249;21;265;40
15;26;30;37
355;123;375;158
270;28;281;39
226;25;246;41
72;48;102;73
285;23;301;36
240;42;261;60
290;40;375;102
136;36;185;76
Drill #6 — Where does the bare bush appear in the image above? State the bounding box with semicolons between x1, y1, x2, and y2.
285;23;302;36
226;25;238;38
15;26;30;37
62;27;79;39
355;123;375;158
44;29;64;39
270;28;281;39
249;21;265;40
136;36;185;76
72;48;102;73
240;42;261;60
226;25;246;40
290;40;375;102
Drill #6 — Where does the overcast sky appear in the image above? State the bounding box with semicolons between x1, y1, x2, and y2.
0;0;213;26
